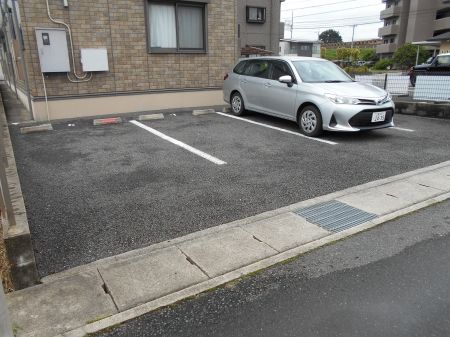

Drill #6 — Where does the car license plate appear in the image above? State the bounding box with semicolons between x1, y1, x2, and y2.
371;111;386;123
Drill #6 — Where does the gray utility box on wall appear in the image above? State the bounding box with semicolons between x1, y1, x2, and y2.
35;28;71;73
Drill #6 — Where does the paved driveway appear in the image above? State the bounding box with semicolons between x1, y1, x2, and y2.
9;111;450;276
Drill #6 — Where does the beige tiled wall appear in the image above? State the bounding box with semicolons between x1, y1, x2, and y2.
19;0;237;98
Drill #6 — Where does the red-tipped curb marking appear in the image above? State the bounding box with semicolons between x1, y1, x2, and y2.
93;117;123;126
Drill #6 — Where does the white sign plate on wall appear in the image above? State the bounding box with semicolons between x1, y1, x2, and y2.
413;76;450;101
81;48;109;72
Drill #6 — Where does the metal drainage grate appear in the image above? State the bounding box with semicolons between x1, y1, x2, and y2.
295;200;377;233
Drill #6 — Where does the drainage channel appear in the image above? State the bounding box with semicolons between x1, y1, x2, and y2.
295;200;378;233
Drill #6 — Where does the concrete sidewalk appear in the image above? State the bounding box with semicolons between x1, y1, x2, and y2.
6;161;450;337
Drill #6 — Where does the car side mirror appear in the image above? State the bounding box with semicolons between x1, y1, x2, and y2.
279;75;293;87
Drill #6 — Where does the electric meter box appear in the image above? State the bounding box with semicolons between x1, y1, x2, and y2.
35;28;71;73
81;48;109;72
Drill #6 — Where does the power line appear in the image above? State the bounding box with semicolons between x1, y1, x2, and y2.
285;4;385;19
282;6;444;21
293;15;380;24
281;0;379;12
292;21;382;29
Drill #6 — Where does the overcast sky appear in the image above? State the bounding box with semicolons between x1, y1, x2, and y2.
281;0;385;42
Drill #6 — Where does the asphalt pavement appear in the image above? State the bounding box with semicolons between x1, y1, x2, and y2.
8;111;450;276
97;199;450;337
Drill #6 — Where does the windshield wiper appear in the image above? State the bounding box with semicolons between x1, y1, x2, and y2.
324;80;346;83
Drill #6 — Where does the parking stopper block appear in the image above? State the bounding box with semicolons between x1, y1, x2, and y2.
20;124;53;134
93;117;123;126
192;109;216;116
138;113;164;121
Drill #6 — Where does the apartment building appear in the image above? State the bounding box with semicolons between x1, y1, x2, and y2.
0;0;237;121
237;0;284;56
377;0;450;57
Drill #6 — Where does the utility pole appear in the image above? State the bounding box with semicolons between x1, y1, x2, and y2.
290;10;293;39
351;24;356;49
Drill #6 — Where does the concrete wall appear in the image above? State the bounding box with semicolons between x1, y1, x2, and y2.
32;89;224;121
237;0;283;54
14;0;237;118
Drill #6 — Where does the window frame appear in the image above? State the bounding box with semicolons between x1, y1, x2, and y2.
242;59;271;79
246;6;266;24
145;0;209;54
268;60;297;83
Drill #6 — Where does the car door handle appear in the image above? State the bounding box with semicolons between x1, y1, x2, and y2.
264;83;272;88
240;79;248;84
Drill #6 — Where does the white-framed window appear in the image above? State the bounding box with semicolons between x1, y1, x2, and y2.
246;6;266;23
147;1;207;53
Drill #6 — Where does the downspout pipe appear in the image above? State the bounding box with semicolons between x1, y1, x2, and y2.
44;0;88;80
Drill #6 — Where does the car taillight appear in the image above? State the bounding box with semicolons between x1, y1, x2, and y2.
224;73;229;81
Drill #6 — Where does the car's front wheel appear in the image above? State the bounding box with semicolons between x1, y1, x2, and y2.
230;92;245;116
298;105;323;137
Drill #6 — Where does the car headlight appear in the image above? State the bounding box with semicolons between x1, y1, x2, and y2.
385;93;392;103
325;93;360;105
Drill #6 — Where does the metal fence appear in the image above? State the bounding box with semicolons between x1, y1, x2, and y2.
351;72;450;102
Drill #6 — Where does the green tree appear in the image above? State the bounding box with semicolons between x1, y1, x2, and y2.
373;58;393;70
319;29;343;44
393;43;427;69
360;48;379;62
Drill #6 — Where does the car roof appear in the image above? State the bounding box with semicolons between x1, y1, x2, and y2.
239;56;327;62
437;53;450;57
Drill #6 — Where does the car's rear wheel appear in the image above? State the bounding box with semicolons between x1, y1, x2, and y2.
231;92;245;116
298;105;323;137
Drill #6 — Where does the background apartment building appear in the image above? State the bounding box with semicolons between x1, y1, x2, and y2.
237;0;284;56
377;0;450;57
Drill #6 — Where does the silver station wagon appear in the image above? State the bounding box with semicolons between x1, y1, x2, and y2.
223;56;395;137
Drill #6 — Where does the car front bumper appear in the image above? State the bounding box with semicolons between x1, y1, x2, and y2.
322;101;395;132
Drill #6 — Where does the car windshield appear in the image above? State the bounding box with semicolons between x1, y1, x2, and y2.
292;60;353;83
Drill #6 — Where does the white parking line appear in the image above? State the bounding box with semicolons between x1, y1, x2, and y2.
215;112;338;145
392;127;415;132
130;120;227;165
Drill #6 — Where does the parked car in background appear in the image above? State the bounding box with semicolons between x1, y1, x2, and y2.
223;56;395;137
408;53;450;86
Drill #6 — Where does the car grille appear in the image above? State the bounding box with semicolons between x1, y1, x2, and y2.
356;99;377;105
349;108;394;127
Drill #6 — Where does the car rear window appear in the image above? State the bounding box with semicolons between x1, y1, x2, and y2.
233;61;247;75
242;60;270;79
436;55;450;66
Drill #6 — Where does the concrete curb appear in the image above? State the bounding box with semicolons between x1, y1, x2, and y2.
42;160;450;283
0;95;39;290
394;100;450;120
19;124;53;134
138;113;164;121
60;190;450;337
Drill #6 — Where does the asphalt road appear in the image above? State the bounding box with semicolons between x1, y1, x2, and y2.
9;110;450;276
97;199;450;337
